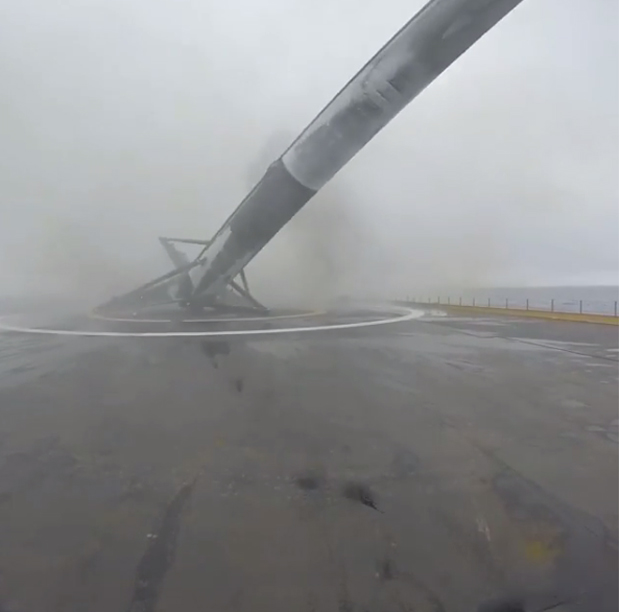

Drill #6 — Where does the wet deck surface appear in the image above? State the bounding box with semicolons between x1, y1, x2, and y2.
0;311;617;611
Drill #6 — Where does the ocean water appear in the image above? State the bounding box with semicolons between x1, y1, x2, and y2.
411;285;619;316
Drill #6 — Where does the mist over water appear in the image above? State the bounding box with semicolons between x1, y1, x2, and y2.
0;0;617;309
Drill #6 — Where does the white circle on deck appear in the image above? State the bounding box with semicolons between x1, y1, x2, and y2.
0;308;423;338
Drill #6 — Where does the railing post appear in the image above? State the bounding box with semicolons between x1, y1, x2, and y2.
505;298;508;309
447;296;450;305
526;298;529;311
487;297;491;308
579;299;583;314
551;299;554;312
615;301;618;317
459;297;462;306
473;297;476;307
437;296;440;305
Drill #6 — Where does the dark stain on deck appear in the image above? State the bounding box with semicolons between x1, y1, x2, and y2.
126;478;196;612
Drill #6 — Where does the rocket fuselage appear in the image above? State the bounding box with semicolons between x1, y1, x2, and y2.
188;0;525;303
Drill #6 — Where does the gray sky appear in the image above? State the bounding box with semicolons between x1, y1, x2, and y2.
1;0;618;304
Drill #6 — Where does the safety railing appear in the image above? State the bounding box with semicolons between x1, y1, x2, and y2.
405;296;618;317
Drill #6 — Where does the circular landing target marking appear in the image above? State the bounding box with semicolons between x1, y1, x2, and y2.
0;308;423;338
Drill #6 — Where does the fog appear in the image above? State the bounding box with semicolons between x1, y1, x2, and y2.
1;0;617;307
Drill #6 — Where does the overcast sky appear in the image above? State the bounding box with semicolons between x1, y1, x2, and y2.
1;0;617;304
